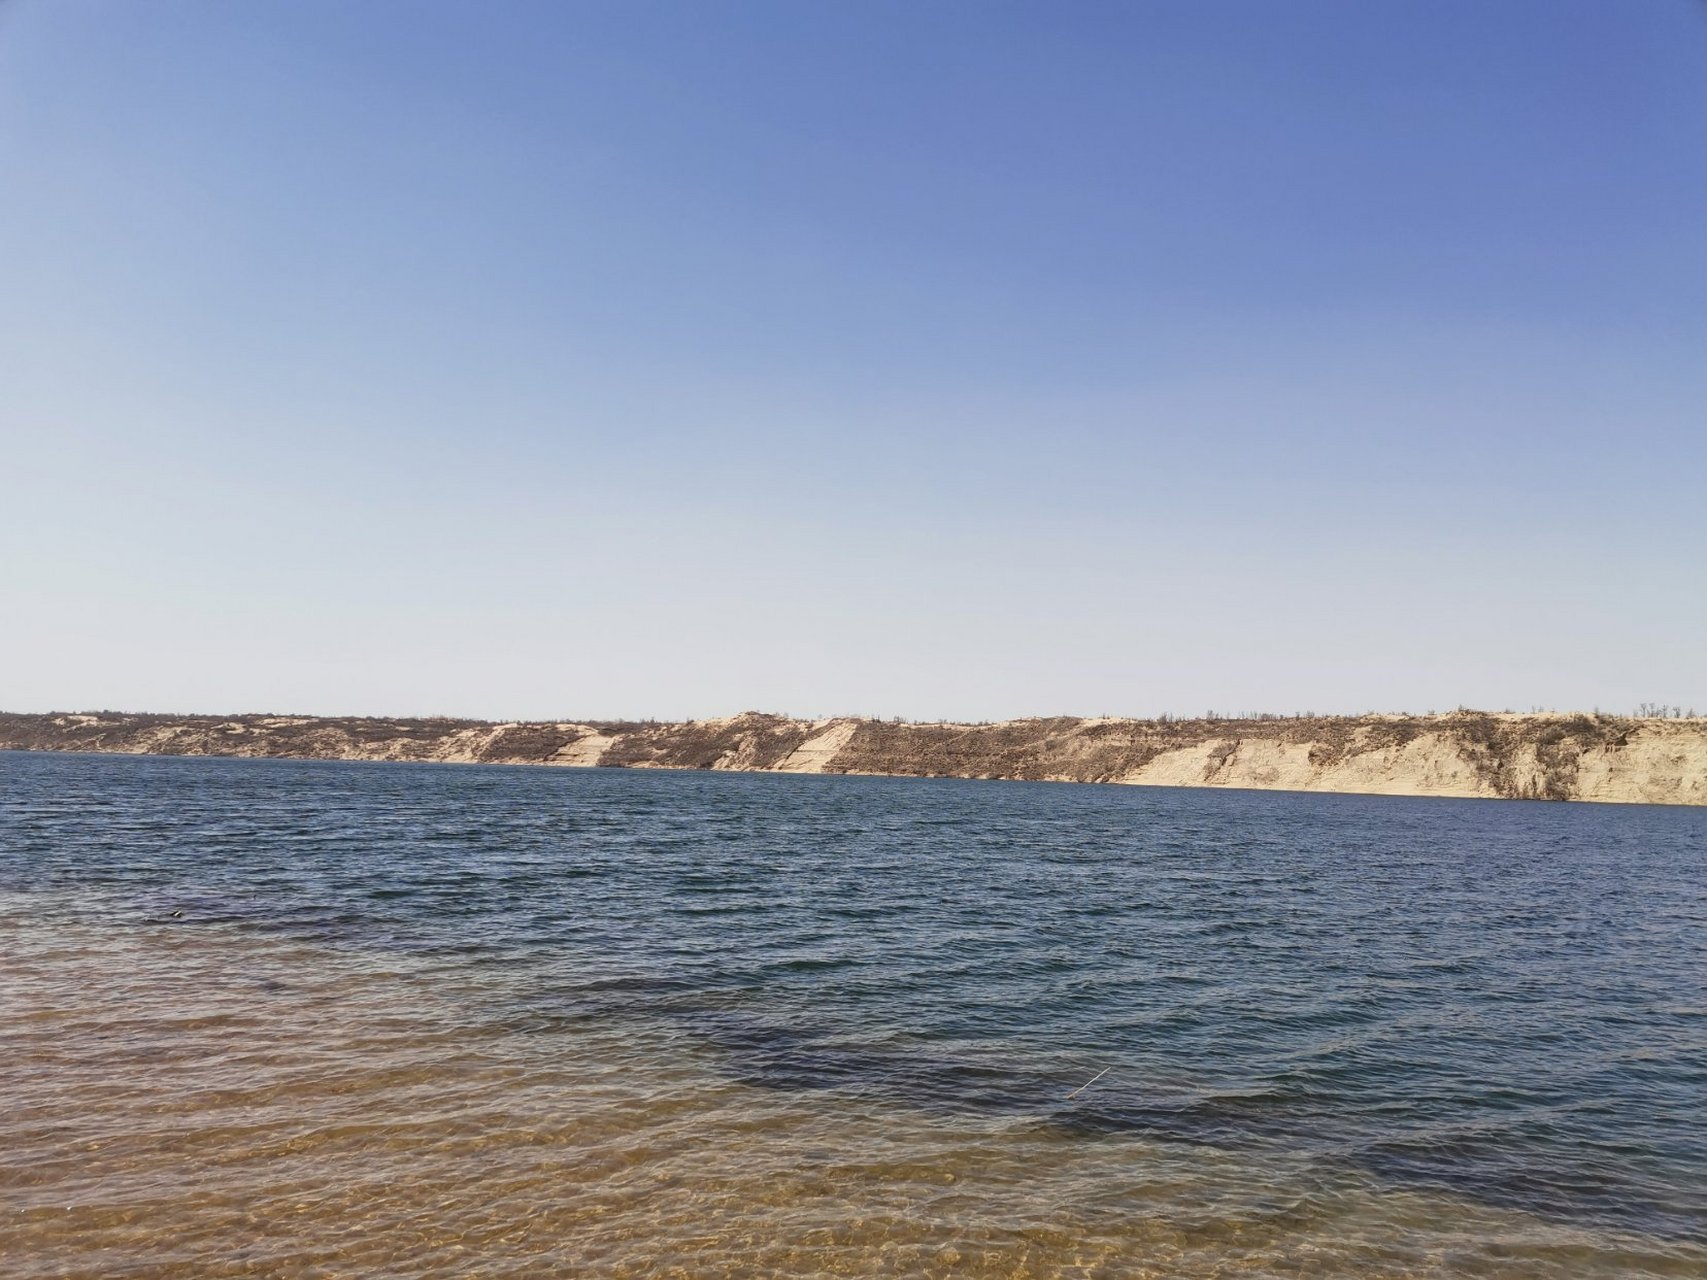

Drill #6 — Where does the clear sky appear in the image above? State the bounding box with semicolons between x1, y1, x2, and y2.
3;1;1703;722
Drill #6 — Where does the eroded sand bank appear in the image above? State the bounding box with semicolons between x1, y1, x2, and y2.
3;710;1703;805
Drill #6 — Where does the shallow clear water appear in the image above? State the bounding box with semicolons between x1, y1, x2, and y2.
2;750;1703;1277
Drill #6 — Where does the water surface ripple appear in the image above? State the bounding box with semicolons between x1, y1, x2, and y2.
2;751;1703;1277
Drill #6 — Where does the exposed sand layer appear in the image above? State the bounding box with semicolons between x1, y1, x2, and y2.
549;727;614;768
775;720;861;774
3;710;1703;805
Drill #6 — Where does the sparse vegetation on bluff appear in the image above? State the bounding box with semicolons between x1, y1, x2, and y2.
2;710;1702;805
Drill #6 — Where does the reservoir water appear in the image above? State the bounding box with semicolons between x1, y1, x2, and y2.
2;750;1703;1277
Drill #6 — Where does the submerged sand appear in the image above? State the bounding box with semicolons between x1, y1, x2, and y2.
6;900;1697;1278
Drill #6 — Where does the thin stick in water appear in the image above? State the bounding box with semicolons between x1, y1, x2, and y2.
1065;1067;1110;1100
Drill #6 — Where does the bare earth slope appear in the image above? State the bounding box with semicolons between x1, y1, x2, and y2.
3;710;1703;805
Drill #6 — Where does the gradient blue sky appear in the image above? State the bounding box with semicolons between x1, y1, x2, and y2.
3;1;1704;721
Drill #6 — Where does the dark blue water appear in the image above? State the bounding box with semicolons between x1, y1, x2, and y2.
4;750;1704;1246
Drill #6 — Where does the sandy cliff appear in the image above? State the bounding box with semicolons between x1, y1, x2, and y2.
2;710;1703;805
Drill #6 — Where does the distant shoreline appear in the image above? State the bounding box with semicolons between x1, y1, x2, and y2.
3;710;1702;807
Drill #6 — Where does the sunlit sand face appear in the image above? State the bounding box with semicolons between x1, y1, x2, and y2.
4;904;1691;1280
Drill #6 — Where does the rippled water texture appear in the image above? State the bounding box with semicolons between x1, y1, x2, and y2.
2;752;1704;1277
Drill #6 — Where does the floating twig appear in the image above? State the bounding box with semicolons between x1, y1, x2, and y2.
1065;1067;1110;1100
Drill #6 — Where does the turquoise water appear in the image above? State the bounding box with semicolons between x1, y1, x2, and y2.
2;750;1703;1276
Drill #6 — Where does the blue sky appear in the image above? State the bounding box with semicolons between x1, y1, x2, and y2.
3;1;1704;721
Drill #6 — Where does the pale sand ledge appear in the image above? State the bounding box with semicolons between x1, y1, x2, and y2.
1121;733;1489;798
2;711;1703;806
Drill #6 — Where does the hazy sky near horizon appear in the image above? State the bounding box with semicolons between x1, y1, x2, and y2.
3;1;1704;722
